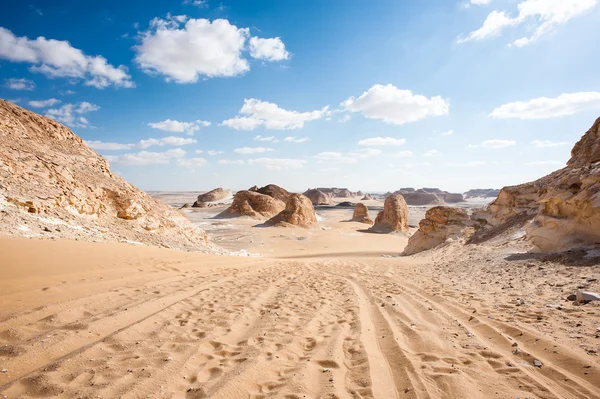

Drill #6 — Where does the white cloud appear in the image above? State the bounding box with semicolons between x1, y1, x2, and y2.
445;161;487;167
247;158;306;170
424;149;440;157
284;136;309;143
339;114;351;123
60;90;76;95
530;139;570;147
358;137;406;146
207;150;224;156
526;160;564;165
490;92;600;119
86;141;135;150
234;147;274;154
395;150;414;158
148;119;210;134
177;157;207;168
45;102;100;128
218;159;245;165
28;98;61;108
221;98;328;130
5;78;35;90
471;0;492;5
402;162;432;168
314;148;380;164
349;148;382;158
468;139;516;148
440;130;454;136
0;27;133;88
138;136;197;149
341;84;449;125
249;37;289;61
254;135;279;142
459;0;598;46
105;148;186;165
134;16;288;83
183;0;207;6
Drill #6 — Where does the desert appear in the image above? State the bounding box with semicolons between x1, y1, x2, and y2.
2;2;600;398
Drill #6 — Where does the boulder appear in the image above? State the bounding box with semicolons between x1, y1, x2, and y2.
265;194;317;227
438;193;465;203
336;201;356;208
197;187;231;203
361;194;375;201
0;100;213;251
248;185;259;192
192;200;207;208
473;117;600;252
179;203;191;209
257;184;292;202
369;194;409;233
218;190;285;219
403;207;469;255
351;203;373;224
303;189;334;205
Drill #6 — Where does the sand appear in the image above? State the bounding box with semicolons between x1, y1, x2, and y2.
1;197;599;398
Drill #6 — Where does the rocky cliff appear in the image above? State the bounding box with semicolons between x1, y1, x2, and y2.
0;100;216;251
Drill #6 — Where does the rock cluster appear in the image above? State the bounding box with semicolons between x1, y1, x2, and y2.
197;187;232;203
351;203;373;224
303;189;334;205
393;188;465;205
218;190;285;220
0;100;214;251
265;194;317;227
368;194;409;233
403;206;469;255
317;187;357;198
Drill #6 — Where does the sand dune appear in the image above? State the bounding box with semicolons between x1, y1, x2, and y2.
1;231;598;398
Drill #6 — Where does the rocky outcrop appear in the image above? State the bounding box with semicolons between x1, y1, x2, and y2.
474;117;600;252
361;194;375;201
351;203;373;224
369;194;409;233
265;194;317;227
248;185;259;192
400;191;444;206
218;190;285;220
0;100;214;251
317;187;356;198
303;189;334;205
192;200;207;208
197;187;231;203
403;207;469;255
257;184;292;203
464;189;501;199
438;193;465;203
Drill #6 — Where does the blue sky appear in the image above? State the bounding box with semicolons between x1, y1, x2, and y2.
1;0;599;193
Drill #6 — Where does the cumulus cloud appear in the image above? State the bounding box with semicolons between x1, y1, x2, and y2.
0;27;134;88
468;139;516;148
134;16;289;83
234;147;274;154
358;137;406;146
137;136;197;148
458;0;598;46
490;92;600;119
249;37;289;61
86;141;135;150
440;130;454;136
284;136;309;143
423;149;440;157
247;158;306;170
5;78;35;90
148;119;210;134
207;150;224;156
530;139;570;147
314;148;381;164
45;102;100;128
105;148;186;165
341;84;449;125
395;150;414;158
221;99;329;130
28;98;61;108
254;135;279;142
218;159;245;165
177;157;207;168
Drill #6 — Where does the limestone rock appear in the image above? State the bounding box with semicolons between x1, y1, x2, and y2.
218;190;285;219
464;189;501;199
400;191;443;206
403;207;468;255
303;189;334;205
265;194;317;228
248;185;259;192
369;194;409;233
361;194;375;201
197;188;231;203
0;100;214;251
192;200;207;208
351;203;373;224
257;184;292;202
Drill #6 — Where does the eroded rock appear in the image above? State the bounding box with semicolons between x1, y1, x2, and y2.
369;194;409;233
403;206;468;255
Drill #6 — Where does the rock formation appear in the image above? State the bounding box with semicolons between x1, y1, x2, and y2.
463;189;501;199
257;184;292;202
336;201;356;208
361;194;375;200
403;207;469;255
368;194;409;233
303;189;334;205
248;185;259;192
0;100;214;251
351;203;373;224
265;194;317;227
393;188;464;205
192;200;207;208
197;187;232;203
473;117;600;252
317;187;356;198
218;190;285;219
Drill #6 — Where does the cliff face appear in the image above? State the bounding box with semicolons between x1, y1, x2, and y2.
474;117;600;252
0;100;216;251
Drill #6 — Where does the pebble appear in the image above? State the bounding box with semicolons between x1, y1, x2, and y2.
0;368;7;373
165;356;173;362
533;360;542;368
512;348;521;355
322;368;329;373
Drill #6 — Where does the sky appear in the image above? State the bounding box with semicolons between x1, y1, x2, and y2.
1;0;600;193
